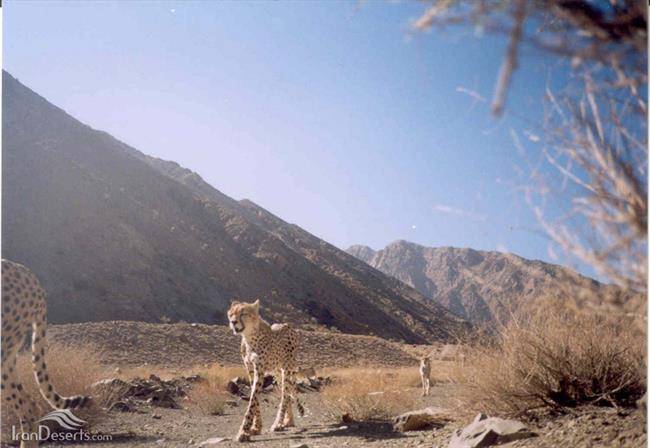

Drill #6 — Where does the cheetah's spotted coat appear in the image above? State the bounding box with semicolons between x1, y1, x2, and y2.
1;259;90;448
227;299;304;442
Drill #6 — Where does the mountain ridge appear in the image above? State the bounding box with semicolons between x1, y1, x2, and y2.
2;71;468;343
347;239;632;324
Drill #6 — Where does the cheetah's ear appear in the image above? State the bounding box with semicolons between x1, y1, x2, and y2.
252;299;260;312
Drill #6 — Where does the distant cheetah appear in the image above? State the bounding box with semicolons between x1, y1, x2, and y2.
2;259;91;448
419;355;431;396
228;299;304;442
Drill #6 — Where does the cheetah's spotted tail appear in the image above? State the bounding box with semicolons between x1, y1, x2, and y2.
32;319;92;410
296;398;305;417
287;373;305;417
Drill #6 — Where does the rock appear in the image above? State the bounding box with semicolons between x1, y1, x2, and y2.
341;413;355;424
227;375;276;397
185;374;202;383
636;393;646;411
199;436;228;446
91;375;193;410
107;401;133;412
290;444;309;448
449;413;536;448
296;376;330;392
226;380;241;396
262;374;276;389
152;413;161;419
393;407;453;432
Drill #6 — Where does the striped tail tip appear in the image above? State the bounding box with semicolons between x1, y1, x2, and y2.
63;395;92;409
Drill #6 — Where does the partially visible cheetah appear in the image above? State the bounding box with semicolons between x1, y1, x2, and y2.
419;355;431;396
1;259;91;448
228;299;304;442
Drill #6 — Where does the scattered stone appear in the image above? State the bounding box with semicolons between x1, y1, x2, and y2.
226;379;241;396
152;413;161;419
199;436;228;446
449;413;536;448
290;443;309;448
91;374;200;410
341;413;355;424
107;401;133;412
226;374;276;398
393;407;453;432
296;376;330;392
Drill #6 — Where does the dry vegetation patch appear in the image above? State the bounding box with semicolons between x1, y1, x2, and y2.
1;344;107;437
451;304;646;416
321;367;420;421
183;364;245;416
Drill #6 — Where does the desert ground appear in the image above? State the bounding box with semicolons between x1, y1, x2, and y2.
1;322;645;448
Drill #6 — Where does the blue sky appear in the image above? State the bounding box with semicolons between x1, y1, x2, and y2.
4;1;593;276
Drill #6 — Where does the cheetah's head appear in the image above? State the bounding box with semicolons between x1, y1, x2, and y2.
227;299;260;335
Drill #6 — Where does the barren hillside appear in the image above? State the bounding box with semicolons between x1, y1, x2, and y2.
47;322;420;368
348;240;635;324
2;72;467;343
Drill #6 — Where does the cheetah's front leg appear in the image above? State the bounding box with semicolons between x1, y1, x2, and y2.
270;369;288;432
243;361;262;434
236;366;261;442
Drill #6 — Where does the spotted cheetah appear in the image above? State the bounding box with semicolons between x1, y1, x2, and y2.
228;299;304;442
1;259;91;447
419;355;431;396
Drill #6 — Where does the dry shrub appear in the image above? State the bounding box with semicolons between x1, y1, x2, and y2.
184;363;245;416
185;363;246;386
452;303;646;416
322;367;418;421
186;380;229;416
1;344;107;436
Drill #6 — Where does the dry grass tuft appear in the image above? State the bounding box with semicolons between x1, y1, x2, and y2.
1;344;107;436
321;367;419;421
186;380;229;416
183;363;245;416
451;303;646;416
185;363;246;386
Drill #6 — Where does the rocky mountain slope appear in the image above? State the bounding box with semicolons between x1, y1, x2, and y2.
347;240;633;324
2;72;467;343
47;322;420;368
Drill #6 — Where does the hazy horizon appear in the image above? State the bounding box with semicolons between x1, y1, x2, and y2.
4;1;598;278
